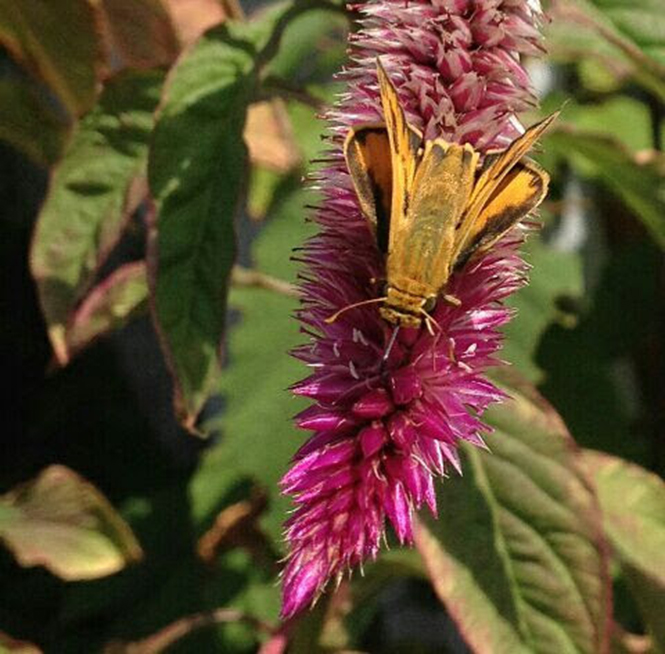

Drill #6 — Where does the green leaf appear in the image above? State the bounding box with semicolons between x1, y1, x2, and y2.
588;0;665;68
561;97;654;153
0;0;100;115
191;199;314;546
537;240;659;465
553;0;665;100
0;465;142;581
582;450;665;652
0;77;68;165
503;237;583;382
415;373;612;654
266;8;348;81
65;261;149;359
247;166;287;220
148;1;328;432
189;96;321;557
545;9;632;92
547;128;665;249
30;70;164;364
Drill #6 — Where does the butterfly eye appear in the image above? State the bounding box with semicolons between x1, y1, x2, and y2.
423;296;436;312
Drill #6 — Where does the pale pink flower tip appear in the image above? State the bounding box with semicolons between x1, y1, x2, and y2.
281;0;545;619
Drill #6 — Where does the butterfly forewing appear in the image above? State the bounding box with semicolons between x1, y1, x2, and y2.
376;62;422;257
388;140;478;293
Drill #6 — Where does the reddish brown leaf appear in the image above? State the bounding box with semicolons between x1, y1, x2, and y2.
97;0;181;72
245;100;301;173
163;0;228;45
65;261;149;360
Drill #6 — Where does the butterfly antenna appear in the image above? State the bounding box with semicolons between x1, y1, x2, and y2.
382;325;401;365
324;297;387;324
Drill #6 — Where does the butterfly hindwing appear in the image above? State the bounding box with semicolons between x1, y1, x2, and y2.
344;126;393;252
452;112;558;263
454;159;549;268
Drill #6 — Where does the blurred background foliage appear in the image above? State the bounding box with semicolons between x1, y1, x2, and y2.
0;0;663;652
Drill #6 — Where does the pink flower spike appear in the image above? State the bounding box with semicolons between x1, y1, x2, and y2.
280;0;547;619
352;388;395;419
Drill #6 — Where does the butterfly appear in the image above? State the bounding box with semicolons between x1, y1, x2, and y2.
329;59;558;332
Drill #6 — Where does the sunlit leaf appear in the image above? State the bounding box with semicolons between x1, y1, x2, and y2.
0;466;142;581
30;70;163;364
65;261;149;359
98;0;180;71
0;0;100;115
582;450;665;652
415;373;612;654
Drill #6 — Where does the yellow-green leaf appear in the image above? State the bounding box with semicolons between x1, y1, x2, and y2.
0;0;100;115
0;77;68;165
0;466;142;581
548;128;665;249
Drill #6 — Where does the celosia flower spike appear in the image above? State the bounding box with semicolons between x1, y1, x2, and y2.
281;0;547;619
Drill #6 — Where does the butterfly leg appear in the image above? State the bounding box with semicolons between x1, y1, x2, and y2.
442;293;461;307
419;309;441;336
381;325;401;367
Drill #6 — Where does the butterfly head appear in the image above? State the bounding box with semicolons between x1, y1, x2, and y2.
379;286;435;330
